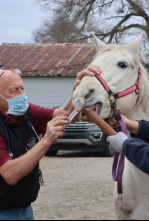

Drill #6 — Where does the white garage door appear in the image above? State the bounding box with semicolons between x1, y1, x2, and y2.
22;77;75;108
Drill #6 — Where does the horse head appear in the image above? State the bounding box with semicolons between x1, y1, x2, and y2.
73;33;144;120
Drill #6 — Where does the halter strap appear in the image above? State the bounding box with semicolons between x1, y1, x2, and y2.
95;68;142;101
95;75;113;96
114;68;142;99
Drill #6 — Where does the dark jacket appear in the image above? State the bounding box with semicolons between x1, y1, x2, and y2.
123;120;149;175
0;108;40;210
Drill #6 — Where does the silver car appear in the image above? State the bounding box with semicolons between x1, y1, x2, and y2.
46;120;114;157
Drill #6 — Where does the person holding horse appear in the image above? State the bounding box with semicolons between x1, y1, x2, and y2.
108;115;149;175
0;66;101;220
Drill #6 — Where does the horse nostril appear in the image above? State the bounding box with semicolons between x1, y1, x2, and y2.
85;89;95;100
85;94;89;100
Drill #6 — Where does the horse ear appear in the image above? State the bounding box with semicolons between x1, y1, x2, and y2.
92;34;108;52
126;32;145;56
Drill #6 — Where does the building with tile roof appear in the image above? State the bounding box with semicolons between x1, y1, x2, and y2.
0;43;96;107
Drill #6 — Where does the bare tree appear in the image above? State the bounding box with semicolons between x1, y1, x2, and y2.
33;14;82;43
33;0;149;64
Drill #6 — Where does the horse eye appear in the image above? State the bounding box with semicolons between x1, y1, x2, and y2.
118;62;128;69
90;89;95;93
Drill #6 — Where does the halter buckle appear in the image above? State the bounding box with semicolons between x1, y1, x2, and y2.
109;94;116;105
109;94;117;112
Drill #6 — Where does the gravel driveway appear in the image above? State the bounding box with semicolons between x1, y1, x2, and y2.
33;151;117;220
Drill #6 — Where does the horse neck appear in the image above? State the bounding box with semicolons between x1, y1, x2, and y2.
126;64;149;121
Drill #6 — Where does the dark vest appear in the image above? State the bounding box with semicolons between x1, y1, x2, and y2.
0;108;41;210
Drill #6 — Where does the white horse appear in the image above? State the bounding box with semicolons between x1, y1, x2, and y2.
72;33;149;220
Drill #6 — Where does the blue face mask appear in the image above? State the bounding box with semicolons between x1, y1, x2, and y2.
0;93;29;116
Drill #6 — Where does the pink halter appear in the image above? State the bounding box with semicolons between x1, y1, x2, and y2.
95;68;142;104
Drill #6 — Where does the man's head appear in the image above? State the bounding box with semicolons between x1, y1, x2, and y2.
0;70;25;115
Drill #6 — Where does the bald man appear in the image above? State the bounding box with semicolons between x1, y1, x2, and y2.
0;66;101;220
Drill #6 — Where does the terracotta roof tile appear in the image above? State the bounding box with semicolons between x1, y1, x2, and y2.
0;43;96;76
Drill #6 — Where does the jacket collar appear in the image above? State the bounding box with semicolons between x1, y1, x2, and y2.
0;111;29;125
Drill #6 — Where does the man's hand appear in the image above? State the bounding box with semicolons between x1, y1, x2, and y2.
107;132;128;153
73;64;102;91
43;116;71;147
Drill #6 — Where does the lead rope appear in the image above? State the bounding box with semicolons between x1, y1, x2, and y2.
112;110;127;194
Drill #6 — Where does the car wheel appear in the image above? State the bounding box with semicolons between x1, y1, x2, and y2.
45;150;58;157
102;144;114;157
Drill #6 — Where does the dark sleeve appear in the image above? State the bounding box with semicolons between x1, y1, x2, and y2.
123;138;149;175
29;103;55;135
131;120;149;143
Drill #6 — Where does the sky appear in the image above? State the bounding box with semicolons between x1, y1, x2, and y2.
0;0;44;44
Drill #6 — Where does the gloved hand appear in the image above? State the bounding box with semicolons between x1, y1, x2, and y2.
107;132;128;153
